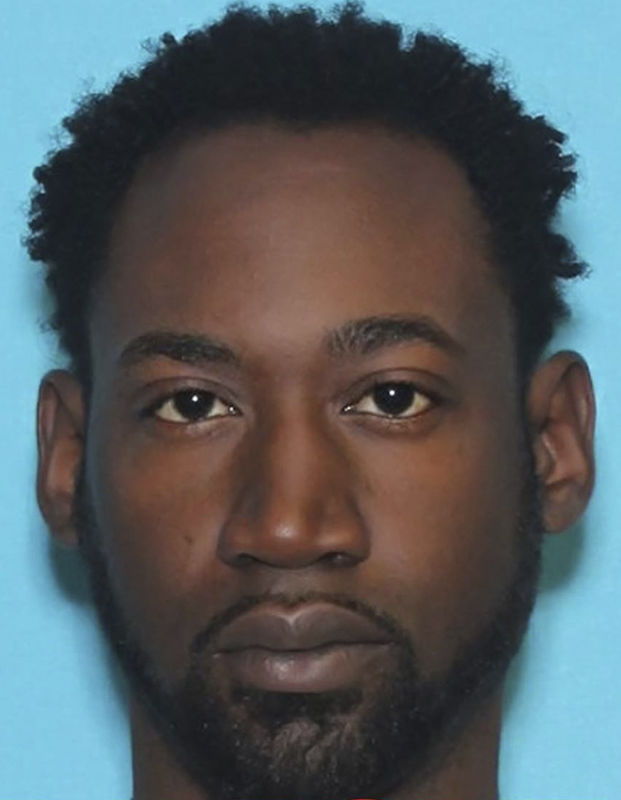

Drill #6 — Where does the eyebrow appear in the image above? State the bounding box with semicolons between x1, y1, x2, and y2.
117;314;462;371
326;314;464;358
118;331;241;369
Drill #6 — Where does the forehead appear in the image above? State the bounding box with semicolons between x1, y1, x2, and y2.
92;124;514;373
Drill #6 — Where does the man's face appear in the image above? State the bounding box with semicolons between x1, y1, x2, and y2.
80;125;540;798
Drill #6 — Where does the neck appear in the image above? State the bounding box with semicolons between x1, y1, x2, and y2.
131;700;206;800
131;693;502;800
384;693;502;800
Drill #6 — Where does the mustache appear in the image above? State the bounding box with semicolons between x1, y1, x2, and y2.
190;590;415;658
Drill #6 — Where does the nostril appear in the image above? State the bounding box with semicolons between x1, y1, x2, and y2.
321;551;359;567
227;550;359;569
233;553;260;567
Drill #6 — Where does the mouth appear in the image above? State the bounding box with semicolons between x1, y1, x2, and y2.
210;602;395;693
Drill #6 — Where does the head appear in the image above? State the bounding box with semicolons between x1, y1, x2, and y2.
31;5;595;800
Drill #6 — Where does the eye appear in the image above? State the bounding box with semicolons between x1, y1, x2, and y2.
149;389;238;424
343;381;432;418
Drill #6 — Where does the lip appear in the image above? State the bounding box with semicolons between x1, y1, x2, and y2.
213;643;392;693
209;603;395;693
212;602;394;653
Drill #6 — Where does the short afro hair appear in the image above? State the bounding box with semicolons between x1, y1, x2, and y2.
26;2;586;383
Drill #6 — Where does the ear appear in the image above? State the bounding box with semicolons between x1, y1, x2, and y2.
527;351;595;533
37;370;86;547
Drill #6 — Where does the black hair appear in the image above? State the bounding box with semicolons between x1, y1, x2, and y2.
26;2;585;383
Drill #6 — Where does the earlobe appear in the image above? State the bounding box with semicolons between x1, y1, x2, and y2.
37;370;86;546
527;352;595;533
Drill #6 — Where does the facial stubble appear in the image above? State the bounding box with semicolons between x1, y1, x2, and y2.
73;458;543;800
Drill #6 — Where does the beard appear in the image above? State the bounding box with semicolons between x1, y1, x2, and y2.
74;460;543;800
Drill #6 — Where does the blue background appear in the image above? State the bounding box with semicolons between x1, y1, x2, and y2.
1;0;619;797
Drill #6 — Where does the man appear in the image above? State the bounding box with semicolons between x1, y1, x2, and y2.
28;4;595;799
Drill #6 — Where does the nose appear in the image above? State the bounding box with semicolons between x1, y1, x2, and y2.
217;406;370;570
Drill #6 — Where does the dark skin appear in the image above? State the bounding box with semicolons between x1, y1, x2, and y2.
37;125;594;800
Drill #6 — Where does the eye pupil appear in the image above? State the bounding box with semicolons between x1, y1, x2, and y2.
373;382;414;415
174;390;214;420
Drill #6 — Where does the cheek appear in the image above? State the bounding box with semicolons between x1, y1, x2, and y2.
86;427;240;680
355;419;525;674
